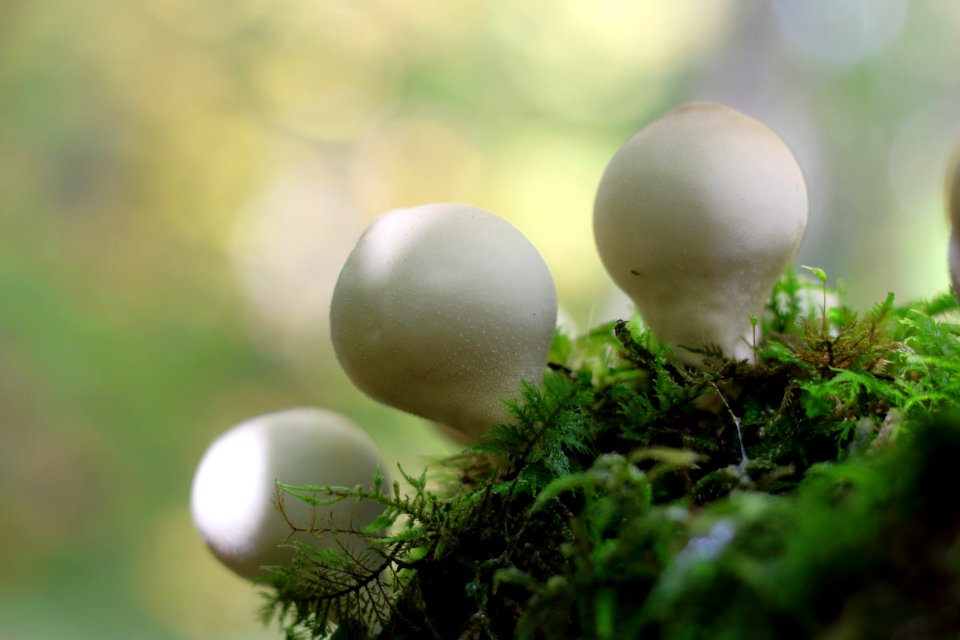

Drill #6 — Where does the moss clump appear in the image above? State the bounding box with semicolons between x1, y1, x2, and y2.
262;269;960;639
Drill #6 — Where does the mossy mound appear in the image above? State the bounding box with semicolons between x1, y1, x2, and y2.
263;270;960;639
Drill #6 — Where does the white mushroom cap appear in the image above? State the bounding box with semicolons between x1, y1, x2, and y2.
330;203;558;441
190;407;389;580
594;102;808;365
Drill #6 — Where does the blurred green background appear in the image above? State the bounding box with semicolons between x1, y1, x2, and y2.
2;1;958;638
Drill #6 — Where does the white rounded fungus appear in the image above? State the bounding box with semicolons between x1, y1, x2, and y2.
329;203;558;441
190;407;389;580
593;102;809;366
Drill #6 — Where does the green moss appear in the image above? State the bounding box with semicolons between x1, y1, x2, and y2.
262;269;960;639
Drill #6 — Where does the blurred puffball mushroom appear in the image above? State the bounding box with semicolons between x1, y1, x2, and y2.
330;203;558;441
594;102;808;366
950;231;960;304
947;145;960;302
190;408;389;580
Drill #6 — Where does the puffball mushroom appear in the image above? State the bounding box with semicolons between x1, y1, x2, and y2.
330;203;558;441
947;145;960;302
594;102;808;366
190;407;389;580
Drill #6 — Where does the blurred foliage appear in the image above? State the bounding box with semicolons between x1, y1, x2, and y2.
264;273;960;638
3;1;960;638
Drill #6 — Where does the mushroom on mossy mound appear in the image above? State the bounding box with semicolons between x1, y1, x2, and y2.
329;203;558;441
190;408;389;580
594;102;808;366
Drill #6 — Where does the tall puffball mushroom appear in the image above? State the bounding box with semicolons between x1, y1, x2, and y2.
190;407;389;580
330;203;558;441
594;102;808;366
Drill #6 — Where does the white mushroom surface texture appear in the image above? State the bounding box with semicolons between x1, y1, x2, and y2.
593;101;808;366
329;203;558;441
190;407;389;580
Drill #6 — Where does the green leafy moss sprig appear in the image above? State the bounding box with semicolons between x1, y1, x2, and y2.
263;269;960;639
